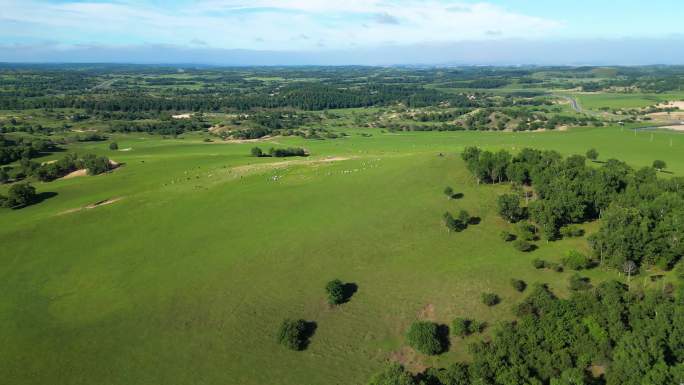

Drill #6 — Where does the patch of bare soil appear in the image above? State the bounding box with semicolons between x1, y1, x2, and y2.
417;303;436;320
657;101;684;109
388;347;427;374
61;169;87;179
58;197;123;215
659;125;684;131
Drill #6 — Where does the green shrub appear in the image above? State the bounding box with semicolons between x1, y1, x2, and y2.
532;258;547;269
325;279;345;305
109;142;118;150
443;212;466;232
511;279;527;292
451;318;471;337
406;321;444;355
563;250;592;271
251;147;263;157
444;186;454;199
367;363;417;385
497;193;524;223
560;225;584;238
569;274;592;291
456;210;470;226
276;319;309;351
500;231;516;242
481;293;500;306
516;222;537;241
513;239;534;252
3;182;37;208
471;320;487;333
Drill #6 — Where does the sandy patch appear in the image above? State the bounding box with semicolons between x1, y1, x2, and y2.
119;148;132;152
61;169;87;179
659;125;684;131
172;114;191;119
657;101;684;109
417;303;436;320
388;347;427;374
58;197;123;215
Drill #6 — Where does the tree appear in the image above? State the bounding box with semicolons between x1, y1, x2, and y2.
109;142;119;150
444;186;454;199
0;168;8;184
251;147;263;157
562;250;592;270
406;321;444;355
456;210;470;226
513;239;534;252
325;279;345;305
367;363;417;385
652;160;667;172
586;148;599;161
497;194;524;223
276;319;310;351
3;182;37;208
623;260;637;282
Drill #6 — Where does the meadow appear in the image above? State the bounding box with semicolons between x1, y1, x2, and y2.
2;125;682;385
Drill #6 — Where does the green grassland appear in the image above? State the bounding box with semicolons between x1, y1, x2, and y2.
573;91;684;110
2;126;683;385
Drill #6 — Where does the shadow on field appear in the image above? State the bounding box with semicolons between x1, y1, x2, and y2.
450;193;464;200
468;217;482;225
341;283;358;304
436;324;451;354
11;191;58;210
301;321;318;350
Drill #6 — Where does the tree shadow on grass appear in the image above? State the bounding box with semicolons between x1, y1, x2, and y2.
450;193;464;200
11;192;58;210
468;217;482;225
300;321;318;350
341;283;358;304
436;324;451;354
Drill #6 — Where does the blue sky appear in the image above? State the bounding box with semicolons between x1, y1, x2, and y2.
1;0;684;64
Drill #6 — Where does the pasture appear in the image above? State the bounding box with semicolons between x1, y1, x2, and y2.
1;126;682;385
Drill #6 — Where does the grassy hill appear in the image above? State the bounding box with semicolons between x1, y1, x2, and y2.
1;126;682;384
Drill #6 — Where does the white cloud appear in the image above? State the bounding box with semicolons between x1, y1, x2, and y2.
0;0;562;50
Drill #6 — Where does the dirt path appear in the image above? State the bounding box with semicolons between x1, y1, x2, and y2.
58;197;123;215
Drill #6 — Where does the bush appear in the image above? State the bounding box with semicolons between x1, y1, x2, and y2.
109;142;118;150
276;319;309;351
456;210;470;226
563;250;592;270
511;279;527;292
549;262;564;272
469;320;486;334
406;321;444;355
82;154;113;176
497;194;524;223
513;239;534;252
451;318;471;337
367;363;417;385
443;212;466;232
325;279;345;305
3;182;37;208
269;147;307;157
500;231;516;242
444;186;454;199
0;168;8;184
560;225;585;238
481;293;500;306
569;274;592;291
533;259;547;269
251;147;263;157
516;222;537;241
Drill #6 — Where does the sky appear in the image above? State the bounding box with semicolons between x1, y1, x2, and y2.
1;0;684;65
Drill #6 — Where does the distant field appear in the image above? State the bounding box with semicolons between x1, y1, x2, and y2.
574;92;684;110
1;126;682;385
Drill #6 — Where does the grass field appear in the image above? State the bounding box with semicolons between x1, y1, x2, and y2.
573;92;684;110
2;126;683;385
